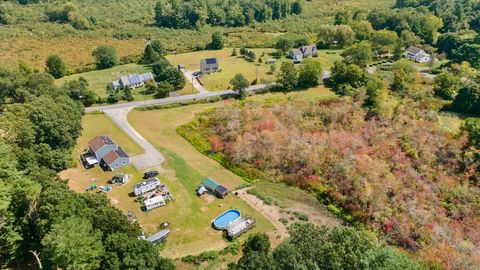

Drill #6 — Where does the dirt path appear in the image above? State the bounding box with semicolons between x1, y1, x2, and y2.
235;187;341;247
235;188;288;247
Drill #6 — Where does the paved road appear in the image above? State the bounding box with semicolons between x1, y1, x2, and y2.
103;107;166;170
86;84;268;113
182;70;209;94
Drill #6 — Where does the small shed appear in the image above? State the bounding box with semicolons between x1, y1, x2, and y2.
200;178;228;198
145;229;170;245
112;173;129;185
266;59;276;65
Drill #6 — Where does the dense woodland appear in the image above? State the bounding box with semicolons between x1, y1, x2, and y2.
0;67;174;270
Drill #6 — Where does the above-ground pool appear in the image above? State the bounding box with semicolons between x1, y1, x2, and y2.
213;209;241;230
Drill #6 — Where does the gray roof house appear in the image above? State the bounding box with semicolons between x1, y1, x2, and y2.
88;136;117;161
300;45;318;58
288;49;304;63
133;178;161;196
88;136;130;171
288;45;318;63
200;58;219;73
404;46;431;63
110;72;154;90
101;147;130;171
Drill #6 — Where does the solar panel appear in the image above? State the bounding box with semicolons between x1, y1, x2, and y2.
205;58;217;65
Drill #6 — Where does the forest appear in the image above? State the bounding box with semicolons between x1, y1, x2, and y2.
154;0;303;29
0;67;174;270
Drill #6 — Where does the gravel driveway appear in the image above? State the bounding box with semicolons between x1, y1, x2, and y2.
104;108;165;170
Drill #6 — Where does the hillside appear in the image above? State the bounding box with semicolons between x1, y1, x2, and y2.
0;0;394;69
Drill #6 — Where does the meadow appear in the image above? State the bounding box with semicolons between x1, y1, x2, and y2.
0;0;394;69
55;63;196;100
167;48;343;91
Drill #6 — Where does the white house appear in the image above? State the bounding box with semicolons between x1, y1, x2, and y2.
404;46;431;63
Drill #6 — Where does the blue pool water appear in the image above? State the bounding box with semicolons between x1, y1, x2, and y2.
213;209;241;229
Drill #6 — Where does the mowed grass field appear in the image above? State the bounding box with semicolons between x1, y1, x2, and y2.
166;48;343;91
55;63;196;101
60;111;274;259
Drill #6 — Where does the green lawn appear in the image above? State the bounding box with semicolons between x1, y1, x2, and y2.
62;109;274;259
55;63;196;101
167;48;343;91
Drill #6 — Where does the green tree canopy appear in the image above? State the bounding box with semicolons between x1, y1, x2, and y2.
42;217;104;270
276;62;298;91
230;73;250;98
297;58;322;88
275;37;293;54
45;55;68;79
433;71;461;100
452;82;480;115
92;45;117;69
209;31;225;50
342;41;373;67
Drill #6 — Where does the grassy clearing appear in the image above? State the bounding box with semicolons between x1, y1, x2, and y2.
166;48;343;91
56;63;150;98
55;63;196;100
63;108;274;259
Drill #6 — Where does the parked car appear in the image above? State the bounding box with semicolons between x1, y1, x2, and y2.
144;170;159;179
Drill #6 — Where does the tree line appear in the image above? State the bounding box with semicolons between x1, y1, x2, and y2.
154;0;302;29
0;65;174;270
230;224;422;270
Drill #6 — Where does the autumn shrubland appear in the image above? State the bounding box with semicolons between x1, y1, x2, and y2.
179;94;480;268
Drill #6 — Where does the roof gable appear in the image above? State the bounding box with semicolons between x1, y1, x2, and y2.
89;136;115;152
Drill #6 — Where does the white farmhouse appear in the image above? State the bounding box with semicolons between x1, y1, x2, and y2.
404;46;431;63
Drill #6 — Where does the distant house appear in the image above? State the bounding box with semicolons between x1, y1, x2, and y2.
198;178;228;198
101;147;130;171
404;46;431;63
87;136;130;170
288;45;318;63
299;45;318;58
144;195;166;211
200;58;219;73
133;178;161;196
145;229;170;245
288;49;304;63
110;72;154;90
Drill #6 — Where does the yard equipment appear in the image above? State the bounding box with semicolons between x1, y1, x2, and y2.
143;170;159;179
86;184;97;191
99;185;112;193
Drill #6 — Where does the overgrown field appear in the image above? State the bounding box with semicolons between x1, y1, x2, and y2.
0;0;394;69
178;96;480;268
